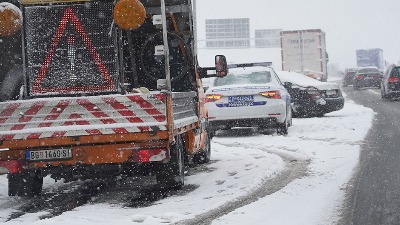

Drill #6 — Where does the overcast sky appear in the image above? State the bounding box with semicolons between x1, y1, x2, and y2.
195;0;400;69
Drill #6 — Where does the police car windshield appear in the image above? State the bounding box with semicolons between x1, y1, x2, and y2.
214;71;271;86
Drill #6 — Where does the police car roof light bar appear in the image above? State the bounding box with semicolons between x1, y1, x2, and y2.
228;62;273;69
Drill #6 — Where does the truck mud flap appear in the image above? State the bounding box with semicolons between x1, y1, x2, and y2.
156;135;185;189
8;171;43;197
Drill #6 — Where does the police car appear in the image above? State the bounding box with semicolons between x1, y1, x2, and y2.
205;63;292;136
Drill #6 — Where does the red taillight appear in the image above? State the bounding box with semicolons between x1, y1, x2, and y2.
131;149;168;163
355;75;364;80
260;91;281;99
388;77;399;82
206;94;223;102
0;160;24;174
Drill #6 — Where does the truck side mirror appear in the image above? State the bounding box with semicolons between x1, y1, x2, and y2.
215;55;228;77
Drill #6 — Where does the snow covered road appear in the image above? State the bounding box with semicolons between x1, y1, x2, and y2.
0;96;374;225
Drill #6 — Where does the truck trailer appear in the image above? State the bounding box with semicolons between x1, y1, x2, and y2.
0;0;227;196
281;29;328;81
356;48;384;71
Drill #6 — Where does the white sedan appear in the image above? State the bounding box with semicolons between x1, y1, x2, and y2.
205;65;292;136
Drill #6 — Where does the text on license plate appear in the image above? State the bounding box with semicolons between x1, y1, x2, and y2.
228;95;254;107
228;95;254;102
26;149;72;161
228;102;254;107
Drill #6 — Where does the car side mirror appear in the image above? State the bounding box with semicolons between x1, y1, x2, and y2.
215;55;228;77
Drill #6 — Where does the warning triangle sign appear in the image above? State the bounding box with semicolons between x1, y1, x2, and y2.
32;7;116;94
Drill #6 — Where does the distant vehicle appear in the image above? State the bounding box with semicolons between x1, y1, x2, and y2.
205;63;292;136
356;48;384;70
276;71;344;117
353;67;382;90
342;68;358;87
381;64;400;100
281;29;328;81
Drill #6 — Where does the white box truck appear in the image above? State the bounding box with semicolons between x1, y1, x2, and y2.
281;29;328;81
356;48;384;70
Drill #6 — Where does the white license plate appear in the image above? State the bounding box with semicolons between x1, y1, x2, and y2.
228;95;254;107
26;149;72;161
228;95;254;102
228;102;254;107
326;90;336;96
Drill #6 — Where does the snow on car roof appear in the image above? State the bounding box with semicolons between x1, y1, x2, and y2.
228;66;273;74
356;67;380;73
359;66;379;69
276;71;339;90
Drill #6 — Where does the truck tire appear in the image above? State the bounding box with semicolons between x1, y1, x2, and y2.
156;135;185;190
209;128;216;139
193;132;211;164
8;171;43;197
0;65;23;102
140;32;191;82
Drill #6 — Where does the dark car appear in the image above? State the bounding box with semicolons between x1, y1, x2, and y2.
342;68;358;86
353;67;382;90
381;64;400;100
277;71;345;117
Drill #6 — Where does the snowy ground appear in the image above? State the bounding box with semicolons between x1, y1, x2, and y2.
0;92;374;225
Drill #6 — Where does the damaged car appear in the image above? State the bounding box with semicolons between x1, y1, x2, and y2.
276;71;344;117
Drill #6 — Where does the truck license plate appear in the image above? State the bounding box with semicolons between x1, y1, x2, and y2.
26;149;72;161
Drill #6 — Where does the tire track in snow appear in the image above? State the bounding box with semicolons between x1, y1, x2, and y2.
5;179;116;221
174;141;310;225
